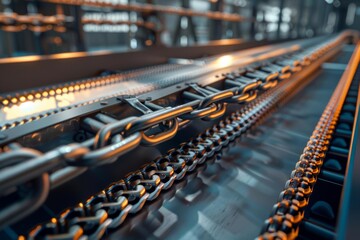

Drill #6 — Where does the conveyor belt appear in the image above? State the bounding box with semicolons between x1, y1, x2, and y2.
0;35;328;133
0;33;357;239
103;48;353;240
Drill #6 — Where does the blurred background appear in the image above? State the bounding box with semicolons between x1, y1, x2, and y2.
0;0;359;58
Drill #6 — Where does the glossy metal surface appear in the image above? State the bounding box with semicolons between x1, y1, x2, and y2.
105;64;344;240
42;0;248;22
0;37;318;126
0;48;351;240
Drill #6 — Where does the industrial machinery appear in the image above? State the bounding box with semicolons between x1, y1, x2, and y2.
0;1;359;240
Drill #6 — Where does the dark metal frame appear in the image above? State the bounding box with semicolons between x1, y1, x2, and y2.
0;34;336;146
337;84;360;240
0;38;296;94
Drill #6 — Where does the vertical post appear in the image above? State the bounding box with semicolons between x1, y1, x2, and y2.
173;0;197;45
184;0;197;43
0;2;13;57
262;10;268;40
276;0;285;39
296;0;304;38
173;14;182;45
32;0;45;55
304;0;315;36
312;0;322;36
317;1;326;35
209;0;224;40
73;5;85;52
233;5;241;38
225;3;240;39
250;0;258;40
143;0;162;46
322;1;331;34
336;4;347;33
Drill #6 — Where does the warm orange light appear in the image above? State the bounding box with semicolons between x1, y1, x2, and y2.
50;52;88;59
215;55;234;68
0;55;41;64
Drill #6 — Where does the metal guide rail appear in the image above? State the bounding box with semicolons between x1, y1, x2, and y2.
258;42;360;240
0;33;352;238
18;42;343;240
0;35;340;135
0;35;327;136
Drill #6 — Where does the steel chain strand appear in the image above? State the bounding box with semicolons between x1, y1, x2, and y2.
0;59;272;185
0;105;196;190
18;37;348;240
0;147;50;228
257;41;360;240
0;34;349;232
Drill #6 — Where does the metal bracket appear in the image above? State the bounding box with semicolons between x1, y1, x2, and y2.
120;97;153;115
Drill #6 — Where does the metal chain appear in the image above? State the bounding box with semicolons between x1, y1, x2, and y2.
15;35;352;239
0;33;350;231
257;41;360;240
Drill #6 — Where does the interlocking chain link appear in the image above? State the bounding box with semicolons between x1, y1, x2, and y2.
14;35;353;239
257;41;360;240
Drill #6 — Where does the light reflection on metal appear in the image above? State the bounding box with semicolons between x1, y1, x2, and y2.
0;43;301;126
346;3;356;26
2;98;57;122
82;12;159;33
41;0;250;22
214;55;235;68
0;11;73;33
